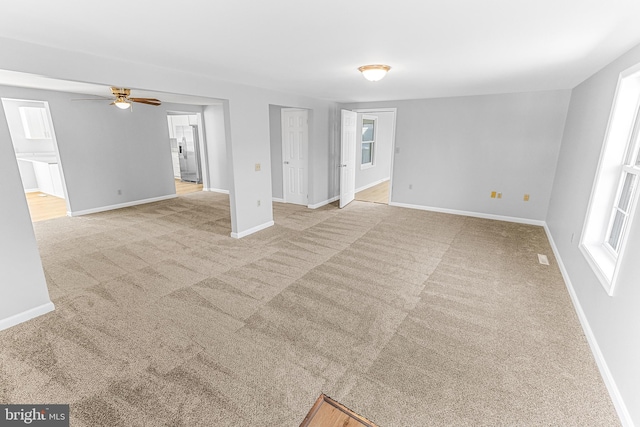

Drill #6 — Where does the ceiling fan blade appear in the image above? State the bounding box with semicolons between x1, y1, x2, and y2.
130;98;161;106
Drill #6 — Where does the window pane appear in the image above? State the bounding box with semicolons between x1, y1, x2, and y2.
362;142;372;164
618;172;637;212
362;119;375;142
608;210;626;252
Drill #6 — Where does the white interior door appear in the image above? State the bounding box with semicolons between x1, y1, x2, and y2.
340;109;357;208
282;109;308;205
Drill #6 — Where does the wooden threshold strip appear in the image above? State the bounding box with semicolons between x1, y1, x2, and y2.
299;394;379;427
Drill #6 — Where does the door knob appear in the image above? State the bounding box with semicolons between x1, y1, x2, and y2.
284;161;290;164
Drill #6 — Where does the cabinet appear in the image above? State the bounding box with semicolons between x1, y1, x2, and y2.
21;157;65;198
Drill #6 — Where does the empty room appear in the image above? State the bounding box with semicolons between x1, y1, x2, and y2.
1;2;639;426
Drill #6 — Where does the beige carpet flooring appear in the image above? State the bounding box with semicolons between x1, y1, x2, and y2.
0;192;619;426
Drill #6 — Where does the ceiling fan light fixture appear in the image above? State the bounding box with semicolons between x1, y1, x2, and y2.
114;97;131;110
358;64;391;82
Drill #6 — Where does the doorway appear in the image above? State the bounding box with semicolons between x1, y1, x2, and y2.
281;108;309;206
340;108;397;207
1;97;69;222
167;112;205;195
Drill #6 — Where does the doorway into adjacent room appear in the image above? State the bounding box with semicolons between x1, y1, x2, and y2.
167;112;205;195
340;108;397;207
2;97;69;222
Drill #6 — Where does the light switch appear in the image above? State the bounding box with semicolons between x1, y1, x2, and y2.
524;194;530;201
255;163;261;172
490;191;497;198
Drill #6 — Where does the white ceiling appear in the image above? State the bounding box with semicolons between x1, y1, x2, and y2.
1;0;640;103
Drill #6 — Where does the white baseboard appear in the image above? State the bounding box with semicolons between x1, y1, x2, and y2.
68;194;178;217
0;301;55;332
230;220;274;239
355;177;390;194
543;225;633;427
24;188;40;193
308;196;339;209
204;188;229;194
272;197;285;203
389;202;546;226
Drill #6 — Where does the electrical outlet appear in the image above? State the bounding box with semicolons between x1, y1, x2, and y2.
409;184;413;190
524;194;530;201
117;189;122;195
257;200;261;207
491;191;497;198
255;163;261;171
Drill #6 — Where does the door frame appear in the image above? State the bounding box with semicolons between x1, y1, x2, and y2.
281;108;309;205
352;108;397;205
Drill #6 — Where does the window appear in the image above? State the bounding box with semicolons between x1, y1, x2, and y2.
361;116;376;169
19;106;52;139
606;135;640;253
581;64;640;295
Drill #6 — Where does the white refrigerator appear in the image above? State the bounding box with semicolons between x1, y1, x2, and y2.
176;124;202;183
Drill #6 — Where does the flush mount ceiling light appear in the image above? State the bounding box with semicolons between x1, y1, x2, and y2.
358;64;391;82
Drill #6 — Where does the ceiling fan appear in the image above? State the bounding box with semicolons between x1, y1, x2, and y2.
73;87;161;110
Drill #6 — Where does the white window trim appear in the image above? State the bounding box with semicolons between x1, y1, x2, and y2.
361;115;376;169
580;63;640;296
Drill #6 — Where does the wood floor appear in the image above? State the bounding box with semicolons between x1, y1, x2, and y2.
25;192;67;222
175;179;203;195
25;180;201;224
355;180;389;204
301;394;378;427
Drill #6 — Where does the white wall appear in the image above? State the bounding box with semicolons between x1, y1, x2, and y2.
546;43;640;425
15;159;38;191
0;100;53;330
203;104;228;192
343;90;571;222
354;111;394;191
